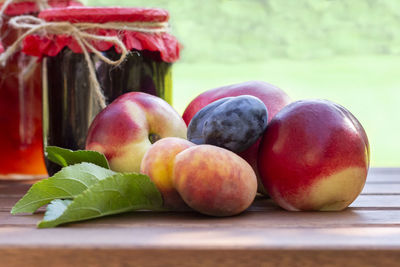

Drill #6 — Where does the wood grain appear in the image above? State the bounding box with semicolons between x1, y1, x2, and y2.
1;226;400;248
0;168;399;266
1;249;399;267
2;209;400;228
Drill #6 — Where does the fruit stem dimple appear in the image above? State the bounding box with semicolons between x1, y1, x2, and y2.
149;133;162;144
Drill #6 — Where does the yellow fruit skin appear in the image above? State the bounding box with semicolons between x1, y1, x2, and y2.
140;137;195;210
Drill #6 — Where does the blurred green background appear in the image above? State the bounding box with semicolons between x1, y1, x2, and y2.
85;0;400;167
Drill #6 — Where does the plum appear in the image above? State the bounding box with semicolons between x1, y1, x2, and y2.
187;95;268;153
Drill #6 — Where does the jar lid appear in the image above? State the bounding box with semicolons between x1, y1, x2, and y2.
39;6;169;23
0;0;82;16
22;6;181;63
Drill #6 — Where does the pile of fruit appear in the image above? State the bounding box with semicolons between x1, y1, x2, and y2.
12;80;370;227
87;80;370;216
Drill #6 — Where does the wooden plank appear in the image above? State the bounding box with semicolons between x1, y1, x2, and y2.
249;195;400;210
2;209;400;228
0;180;37;196
0;168;398;199
0;249;399;267
2;183;397;199
1;187;399;204
0;226;400;248
2;192;400;216
369;168;400;174
362;183;400;195
351;195;400;208
367;169;400;183
1;249;400;267
2;194;400;216
0;168;398;190
0;197;18;212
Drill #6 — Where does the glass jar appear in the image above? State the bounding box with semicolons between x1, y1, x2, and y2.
22;7;181;175
0;0;82;179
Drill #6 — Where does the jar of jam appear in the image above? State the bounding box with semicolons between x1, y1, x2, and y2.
21;7;181;174
0;0;82;179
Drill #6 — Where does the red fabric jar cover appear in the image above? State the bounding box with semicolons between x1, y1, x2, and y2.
0;0;82;52
0;0;82;16
22;7;181;63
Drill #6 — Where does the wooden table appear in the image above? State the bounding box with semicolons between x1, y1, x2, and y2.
1;168;399;266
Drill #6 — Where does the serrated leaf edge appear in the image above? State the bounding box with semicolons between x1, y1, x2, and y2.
11;162;114;215
37;172;163;228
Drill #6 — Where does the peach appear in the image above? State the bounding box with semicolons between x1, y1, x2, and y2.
173;145;257;216
258;99;370;211
182;81;291;124
140;137;195;210
86;92;187;173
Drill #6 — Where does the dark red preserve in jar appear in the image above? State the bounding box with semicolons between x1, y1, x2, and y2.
0;0;82;179
21;7;181;174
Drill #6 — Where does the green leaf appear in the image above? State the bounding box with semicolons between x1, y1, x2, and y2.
46;146;110;169
11;163;116;214
38;173;163;228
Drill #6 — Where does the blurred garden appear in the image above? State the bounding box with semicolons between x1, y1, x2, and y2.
85;0;400;166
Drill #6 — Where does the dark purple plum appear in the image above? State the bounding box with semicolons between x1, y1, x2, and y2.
187;95;268;153
187;97;232;144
